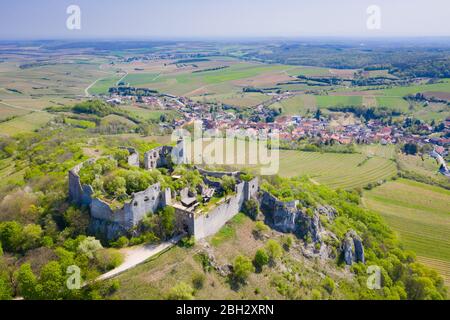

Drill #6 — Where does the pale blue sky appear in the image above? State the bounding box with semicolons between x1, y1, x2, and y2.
1;0;449;39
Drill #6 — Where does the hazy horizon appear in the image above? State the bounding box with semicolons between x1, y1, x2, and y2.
1;0;450;40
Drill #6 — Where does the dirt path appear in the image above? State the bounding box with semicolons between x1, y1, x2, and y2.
96;235;183;281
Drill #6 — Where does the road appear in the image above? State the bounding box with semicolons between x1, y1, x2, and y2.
96;234;183;281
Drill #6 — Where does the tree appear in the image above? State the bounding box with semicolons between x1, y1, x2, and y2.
403;143;418;155
0;276;12;300
77;237;103;259
20;224;43;252
0;221;22;252
103;175;127;198
0;241;2;256
39;261;65;300
167;282;194;300
265;240;283;262
315;109;322;120
233;255;255;282
122;171;151;194
160;206;176;239
16;263;38;299
243;199;259;220
253;249;269;270
221;176;236;194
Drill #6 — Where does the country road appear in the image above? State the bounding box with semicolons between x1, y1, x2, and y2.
96;234;183;281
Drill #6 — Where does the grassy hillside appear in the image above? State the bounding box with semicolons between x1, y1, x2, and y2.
363;179;450;291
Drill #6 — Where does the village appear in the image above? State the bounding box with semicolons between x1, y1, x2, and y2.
105;88;450;159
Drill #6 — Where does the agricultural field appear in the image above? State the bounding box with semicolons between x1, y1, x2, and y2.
0;111;54;136
277;150;397;190
363;179;450;291
120;105;180;121
375;79;450;98
191;92;270;108
412;102;450;123
396;152;450;189
87;74;125;95
375;97;411;113
91;60;302;97
316;95;363;108
275;95;317;115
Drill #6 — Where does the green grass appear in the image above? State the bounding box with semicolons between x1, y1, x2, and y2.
64;117;96;129
396;152;450;189
88;75;124;95
376;79;450;97
210;213;246;246
122;73;160;86
0;112;54;136
316;95;363;108
120;105;179;121
363;179;450;290
276;95;317;115
191;92;270;108
278;150;397;190
376;97;410;112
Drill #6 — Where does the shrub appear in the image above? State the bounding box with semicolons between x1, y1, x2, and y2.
282;235;294;251
77;237;103;259
265;240;283;262
243;199;260;220
167;282;194;300
254;249;269;269
160;206;176;239
233;255;255;282
254;221;269;235
221;176;236;194
95;249;124;272
322;276;335;294
180;236;195;248
192;273;205;290
311;289;322;300
111;236;129;248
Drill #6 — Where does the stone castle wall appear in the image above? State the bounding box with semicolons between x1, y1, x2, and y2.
119;147;139;167
144;146;174;170
69;145;258;242
181;177;259;240
68;159;171;240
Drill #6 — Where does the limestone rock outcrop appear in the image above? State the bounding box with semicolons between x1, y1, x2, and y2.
342;230;365;265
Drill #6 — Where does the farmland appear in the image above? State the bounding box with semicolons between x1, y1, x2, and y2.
0;112;55;135
363;179;450;291
277;150;397;190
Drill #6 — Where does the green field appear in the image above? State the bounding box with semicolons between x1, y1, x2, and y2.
376;79;450;97
397;152;450;189
120;105;180;121
88;75;124;95
376;97;411;112
363;179;450;290
116;62;296;96
275;95;317;115
278;150;397;190
316;95;363;108
191;92;270;108
0;112;55;136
